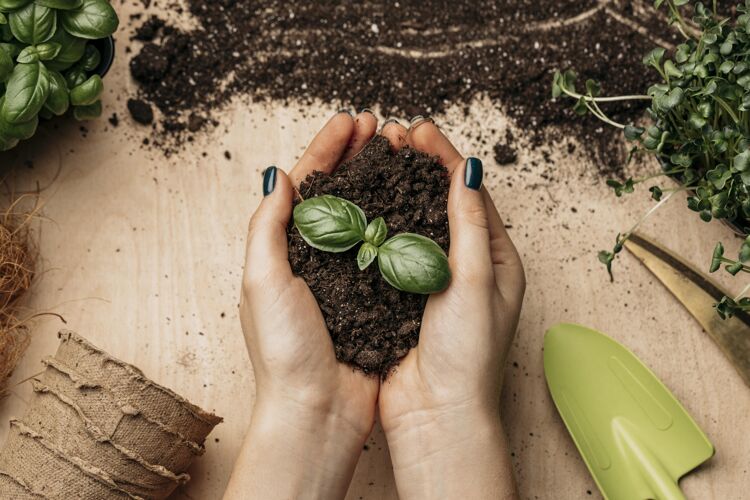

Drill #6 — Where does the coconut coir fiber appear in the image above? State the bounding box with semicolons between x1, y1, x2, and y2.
287;136;449;377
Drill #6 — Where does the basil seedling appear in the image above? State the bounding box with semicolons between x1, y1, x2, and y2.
293;195;451;294
0;0;118;150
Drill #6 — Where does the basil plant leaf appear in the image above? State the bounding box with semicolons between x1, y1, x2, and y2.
36;0;83;10
64;64;85;87
357;242;378;271
69;73;102;105
1;61;50;124
9;3;56;45
44;69;68;115
61;0;118;39
0;45;11;82
0;95;38;139
364;216;387;246
0;0;33;11
16;45;38;63
45;25;86;71
293;195;367;252
377;233;451;294
72;98;101;120
80;42;98;70
35;41;61;60
0;133;19;151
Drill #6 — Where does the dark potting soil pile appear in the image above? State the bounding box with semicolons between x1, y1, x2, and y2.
287;136;449;376
127;0;680;175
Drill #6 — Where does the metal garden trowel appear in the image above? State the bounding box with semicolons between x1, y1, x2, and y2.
543;323;714;500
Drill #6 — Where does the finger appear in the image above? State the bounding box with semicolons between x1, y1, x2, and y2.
289;111;355;187
482;189;526;305
446;158;493;287
380;117;408;151
244;167;295;288
406;119;464;172
341;109;377;161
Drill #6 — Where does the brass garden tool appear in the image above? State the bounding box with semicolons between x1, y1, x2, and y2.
624;233;750;388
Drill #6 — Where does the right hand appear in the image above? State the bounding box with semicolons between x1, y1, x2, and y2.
378;118;525;499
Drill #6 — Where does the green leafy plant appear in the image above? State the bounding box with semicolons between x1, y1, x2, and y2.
0;0;117;151
552;0;750;318
293;195;452;294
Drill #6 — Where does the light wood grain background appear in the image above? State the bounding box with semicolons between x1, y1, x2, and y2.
0;2;748;499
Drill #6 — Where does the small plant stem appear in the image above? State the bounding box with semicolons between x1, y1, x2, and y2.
712;95;740;124
618;189;680;248
734;282;750;301
560;87;651;103
666;0;695;40
584;100;626;129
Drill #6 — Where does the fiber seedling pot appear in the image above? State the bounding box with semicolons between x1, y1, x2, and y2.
0;421;136;499
53;330;221;444
23;386;188;499
38;354;206;473
0;331;222;499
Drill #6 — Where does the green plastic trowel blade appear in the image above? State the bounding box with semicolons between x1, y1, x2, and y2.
543;323;714;500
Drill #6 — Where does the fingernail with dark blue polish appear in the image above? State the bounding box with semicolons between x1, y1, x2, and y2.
338;108;353;116
465;157;483;190
360;108;374;115
263;166;277;196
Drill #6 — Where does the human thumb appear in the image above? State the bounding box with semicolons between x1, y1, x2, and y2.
243;166;295;285
447;158;493;285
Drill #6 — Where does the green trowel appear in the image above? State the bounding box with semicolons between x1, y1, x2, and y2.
543;323;714;500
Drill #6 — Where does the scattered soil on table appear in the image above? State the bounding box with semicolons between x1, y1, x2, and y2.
127;0;680;175
127;99;154;125
287;136;449;377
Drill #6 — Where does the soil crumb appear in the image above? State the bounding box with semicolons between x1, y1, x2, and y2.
287;136;450;377
127;99;154;125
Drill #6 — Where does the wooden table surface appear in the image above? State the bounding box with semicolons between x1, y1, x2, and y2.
1;3;749;499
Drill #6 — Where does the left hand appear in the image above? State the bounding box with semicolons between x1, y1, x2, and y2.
225;110;380;500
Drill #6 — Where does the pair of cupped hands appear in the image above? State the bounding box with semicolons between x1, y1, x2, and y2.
225;111;525;500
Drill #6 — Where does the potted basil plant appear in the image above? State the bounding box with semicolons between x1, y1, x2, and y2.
552;0;750;318
0;0;119;151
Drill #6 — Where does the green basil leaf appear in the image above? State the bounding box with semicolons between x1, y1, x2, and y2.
72;98;100;120
36;0;82;9
64;63;85;87
293;195;366;252
45;24;85;70
9;3;56;45
1;61;49;123
357;242;378;270
0;0;33;11
16;45;38;63
0;95;37;139
0;132;19;151
61;0;118;39
35;41;60;60
377;233;451;294
364;216;387;246
43;69;68;115
69;73;101;105
0;13;6;24
79;42;98;70
0;44;12;81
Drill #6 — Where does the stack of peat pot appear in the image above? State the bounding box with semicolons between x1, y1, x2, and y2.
0;330;222;499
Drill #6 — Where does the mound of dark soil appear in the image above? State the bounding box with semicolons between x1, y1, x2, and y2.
287;136;450;376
